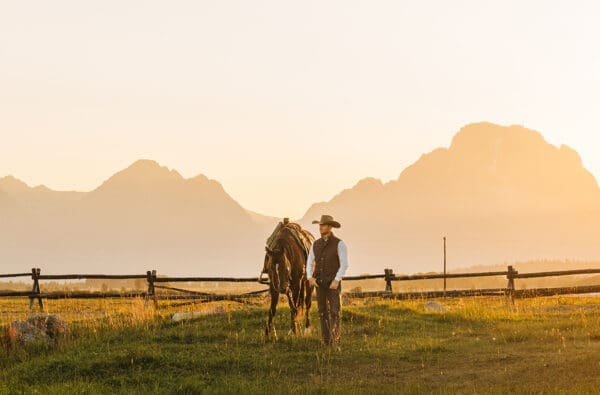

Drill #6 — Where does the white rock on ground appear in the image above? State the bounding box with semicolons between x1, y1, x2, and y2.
424;301;449;312
172;305;226;322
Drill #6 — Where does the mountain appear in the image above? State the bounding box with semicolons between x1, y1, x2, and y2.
2;123;600;277
299;123;600;274
0;160;279;276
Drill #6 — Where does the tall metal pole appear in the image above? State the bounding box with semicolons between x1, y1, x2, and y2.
443;237;447;294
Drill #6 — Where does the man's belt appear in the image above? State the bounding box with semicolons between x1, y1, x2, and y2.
316;278;333;288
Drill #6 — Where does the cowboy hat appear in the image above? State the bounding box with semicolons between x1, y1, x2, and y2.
312;214;341;228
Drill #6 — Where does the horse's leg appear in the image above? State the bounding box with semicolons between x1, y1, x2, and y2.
266;290;279;337
304;279;314;333
287;289;300;335
298;277;306;320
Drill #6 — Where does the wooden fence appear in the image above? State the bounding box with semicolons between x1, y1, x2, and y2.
1;266;599;310
352;266;600;305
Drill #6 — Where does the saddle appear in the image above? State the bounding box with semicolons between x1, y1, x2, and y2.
266;221;314;259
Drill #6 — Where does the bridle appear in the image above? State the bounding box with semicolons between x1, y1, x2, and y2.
270;248;288;292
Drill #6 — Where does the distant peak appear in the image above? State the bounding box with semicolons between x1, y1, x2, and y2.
126;159;163;171
132;158;158;165
0;175;30;192
187;174;228;194
1;175;26;184
190;174;210;183
92;159;185;193
559;144;583;167
450;122;546;151
327;177;384;203
353;177;384;190
120;159;182;178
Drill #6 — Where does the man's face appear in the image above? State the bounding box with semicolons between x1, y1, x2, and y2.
319;224;333;236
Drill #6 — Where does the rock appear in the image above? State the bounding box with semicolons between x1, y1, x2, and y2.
424;301;449;312
172;305;226;322
27;314;70;340
3;314;69;347
4;321;48;346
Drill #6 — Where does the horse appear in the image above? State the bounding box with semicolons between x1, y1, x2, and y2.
261;222;315;337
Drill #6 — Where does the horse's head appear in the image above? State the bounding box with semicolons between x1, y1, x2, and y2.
264;242;291;293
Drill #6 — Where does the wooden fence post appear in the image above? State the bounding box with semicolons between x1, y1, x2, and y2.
384;269;394;293
443;237;447;295
146;270;158;308
29;267;43;311
506;265;517;306
152;270;158;308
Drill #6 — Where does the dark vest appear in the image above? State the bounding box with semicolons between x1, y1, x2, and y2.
312;234;341;284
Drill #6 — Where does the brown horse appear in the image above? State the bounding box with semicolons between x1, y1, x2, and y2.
262;222;315;337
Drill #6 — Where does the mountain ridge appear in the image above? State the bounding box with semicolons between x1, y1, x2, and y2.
298;122;600;274
2;122;600;275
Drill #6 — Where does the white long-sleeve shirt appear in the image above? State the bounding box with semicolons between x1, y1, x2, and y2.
306;238;349;281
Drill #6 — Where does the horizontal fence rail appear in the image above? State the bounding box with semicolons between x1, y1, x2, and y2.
390;271;509;281
0;273;31;279
340;274;387;281
37;291;148;299
37;274;148;280
513;268;600;279
0;265;599;310
154;276;261;283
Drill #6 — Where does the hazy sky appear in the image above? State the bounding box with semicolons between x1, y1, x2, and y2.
1;1;599;218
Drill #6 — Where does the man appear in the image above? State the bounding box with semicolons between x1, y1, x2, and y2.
306;215;349;346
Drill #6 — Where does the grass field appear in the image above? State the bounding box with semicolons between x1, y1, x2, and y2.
1;295;599;394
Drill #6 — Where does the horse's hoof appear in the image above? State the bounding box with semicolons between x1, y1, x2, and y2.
266;325;277;338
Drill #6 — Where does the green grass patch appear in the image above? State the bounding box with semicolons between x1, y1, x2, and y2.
1;297;599;394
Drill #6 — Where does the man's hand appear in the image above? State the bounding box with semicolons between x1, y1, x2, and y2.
330;279;340;289
308;278;317;288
